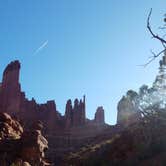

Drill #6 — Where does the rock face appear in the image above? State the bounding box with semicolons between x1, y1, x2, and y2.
0;112;50;166
94;106;105;124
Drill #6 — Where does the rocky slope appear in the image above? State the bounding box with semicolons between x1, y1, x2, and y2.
63;109;166;166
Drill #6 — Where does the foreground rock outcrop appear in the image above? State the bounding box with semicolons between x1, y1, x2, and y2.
0;112;50;166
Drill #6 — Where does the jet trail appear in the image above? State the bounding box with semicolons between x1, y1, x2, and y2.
33;40;48;55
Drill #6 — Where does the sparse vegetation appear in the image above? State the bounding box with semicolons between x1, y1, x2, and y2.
63;109;166;166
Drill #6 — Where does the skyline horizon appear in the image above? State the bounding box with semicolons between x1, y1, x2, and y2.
0;1;165;124
0;53;163;125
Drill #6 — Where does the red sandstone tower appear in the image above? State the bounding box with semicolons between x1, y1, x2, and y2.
94;106;105;124
65;96;86;128
0;60;21;114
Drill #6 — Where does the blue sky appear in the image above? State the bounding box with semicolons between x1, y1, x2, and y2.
0;0;165;124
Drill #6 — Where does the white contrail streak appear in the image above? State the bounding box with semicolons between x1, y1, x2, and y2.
33;40;48;55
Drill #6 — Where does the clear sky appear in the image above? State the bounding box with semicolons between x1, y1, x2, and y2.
0;0;165;124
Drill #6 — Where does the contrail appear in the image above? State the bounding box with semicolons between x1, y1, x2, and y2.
33;40;48;55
